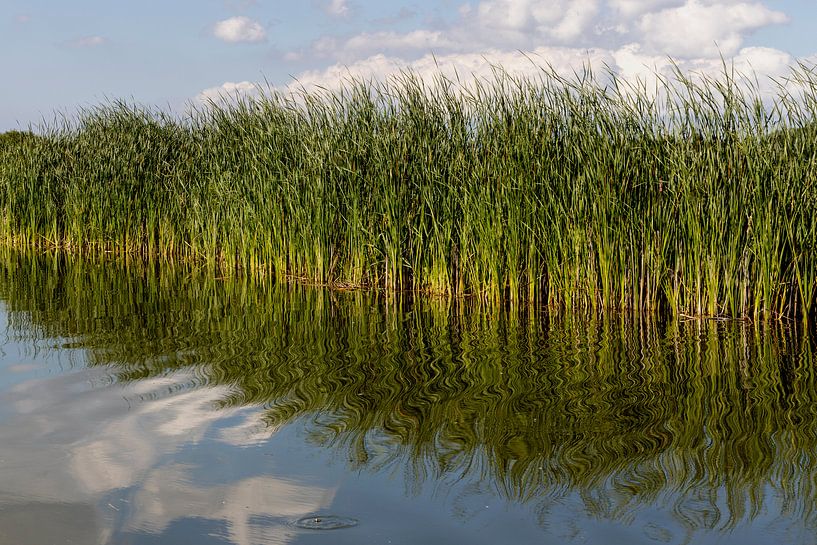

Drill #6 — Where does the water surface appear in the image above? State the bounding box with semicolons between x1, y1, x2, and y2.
0;252;816;544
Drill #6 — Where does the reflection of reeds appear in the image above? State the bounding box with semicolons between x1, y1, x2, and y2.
2;66;817;317
2;250;817;532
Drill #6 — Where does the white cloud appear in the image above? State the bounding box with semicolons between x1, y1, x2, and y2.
612;43;672;83
205;0;802;110
609;0;683;17
552;0;601;41
638;1;788;57
294;0;591;59
196;81;259;103
733;46;792;76
325;0;350;17
276;44;798;103
471;0;602;46
294;0;788;64
213;16;266;43
608;42;795;101
731;46;794;95
475;0;542;32
286;48;615;93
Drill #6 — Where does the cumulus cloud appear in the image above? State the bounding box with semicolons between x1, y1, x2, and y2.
196;81;259;103
213;16;266;43
284;48;615;93
733;46;792;76
291;0;789;64
475;0;601;42
199;49;607;106
206;0;801;107
468;0;601;46
274;43;797;102
607;42;795;100
638;1;788;58
609;0;683;17
198;45;802;119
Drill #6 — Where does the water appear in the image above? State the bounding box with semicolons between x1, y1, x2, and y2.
0;251;816;545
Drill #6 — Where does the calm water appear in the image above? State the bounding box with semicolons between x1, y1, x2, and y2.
1;252;816;545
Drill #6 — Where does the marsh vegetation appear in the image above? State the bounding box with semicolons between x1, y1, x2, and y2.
1;66;816;318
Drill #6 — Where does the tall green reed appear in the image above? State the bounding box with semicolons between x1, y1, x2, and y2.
1;64;816;319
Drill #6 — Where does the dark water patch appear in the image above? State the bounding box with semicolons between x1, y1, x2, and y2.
0;502;101;544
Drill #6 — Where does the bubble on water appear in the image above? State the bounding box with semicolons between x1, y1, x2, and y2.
294;515;359;530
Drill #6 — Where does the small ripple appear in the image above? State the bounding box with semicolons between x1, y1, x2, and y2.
293;514;358;530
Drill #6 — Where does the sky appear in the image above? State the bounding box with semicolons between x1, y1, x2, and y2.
2;0;816;131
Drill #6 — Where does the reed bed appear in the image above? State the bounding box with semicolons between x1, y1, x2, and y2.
1;64;816;318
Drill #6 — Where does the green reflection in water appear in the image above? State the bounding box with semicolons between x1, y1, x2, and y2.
2;250;817;535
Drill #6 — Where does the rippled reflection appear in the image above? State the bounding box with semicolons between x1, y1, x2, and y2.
1;251;816;542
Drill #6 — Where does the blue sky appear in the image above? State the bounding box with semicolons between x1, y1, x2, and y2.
2;0;816;131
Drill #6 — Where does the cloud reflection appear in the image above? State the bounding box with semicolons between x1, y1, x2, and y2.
0;367;332;544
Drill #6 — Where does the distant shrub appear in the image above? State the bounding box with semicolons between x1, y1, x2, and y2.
0;130;38;151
